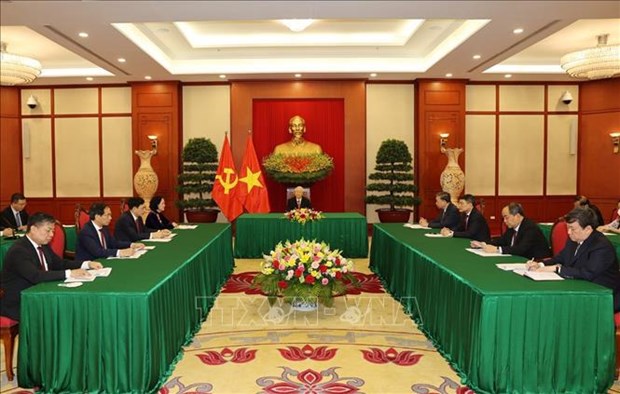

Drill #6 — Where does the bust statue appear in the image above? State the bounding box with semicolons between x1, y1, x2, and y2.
273;115;323;155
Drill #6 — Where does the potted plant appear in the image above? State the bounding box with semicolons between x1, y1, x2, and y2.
252;239;359;310
177;137;220;222
365;139;421;223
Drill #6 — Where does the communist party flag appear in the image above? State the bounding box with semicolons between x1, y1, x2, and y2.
237;132;271;213
212;135;244;221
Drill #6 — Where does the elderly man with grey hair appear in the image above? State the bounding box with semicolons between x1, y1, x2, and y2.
286;186;312;210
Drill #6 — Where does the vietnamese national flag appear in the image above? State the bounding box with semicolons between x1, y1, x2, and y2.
237;133;271;213
212;135;244;221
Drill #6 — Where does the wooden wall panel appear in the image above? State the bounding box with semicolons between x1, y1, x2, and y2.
230;81;366;214
0;87;22;206
416;80;466;221
131;82;181;221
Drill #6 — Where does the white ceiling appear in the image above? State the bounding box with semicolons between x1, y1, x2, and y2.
1;1;619;85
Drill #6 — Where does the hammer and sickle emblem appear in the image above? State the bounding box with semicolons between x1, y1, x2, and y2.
216;168;238;194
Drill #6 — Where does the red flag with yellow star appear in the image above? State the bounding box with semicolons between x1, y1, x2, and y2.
237;132;271;213
212;135;244;221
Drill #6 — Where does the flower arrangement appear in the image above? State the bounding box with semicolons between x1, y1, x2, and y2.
252;239;359;307
284;208;324;224
262;153;334;184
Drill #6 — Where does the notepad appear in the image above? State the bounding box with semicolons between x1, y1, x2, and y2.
403;223;430;229
65;274;96;283
496;263;527;271
89;267;112;277
513;270;564;281
424;233;445;238
176;224;198;229
466;248;510;257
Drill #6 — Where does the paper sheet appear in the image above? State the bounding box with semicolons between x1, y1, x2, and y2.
466;248;510;257
176;225;198;230
424;233;445;238
403;223;430;229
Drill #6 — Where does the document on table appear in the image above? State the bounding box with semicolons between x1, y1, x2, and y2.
176;224;198;229
65;274;96;283
143;246;156;250
89;267;112;277
142;237;172;243
496;263;527;271
424;233;445;238
603;232;617;236
403;223;430;229
107;249;148;259
514;270;564;281
466;248;510;257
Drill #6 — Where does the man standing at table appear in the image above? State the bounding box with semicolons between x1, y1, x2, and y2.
528;208;620;311
471;202;551;259
419;191;460;230
1;192;29;232
76;203;143;261
286;186;312;210
114;197;170;242
440;194;490;242
0;212;102;321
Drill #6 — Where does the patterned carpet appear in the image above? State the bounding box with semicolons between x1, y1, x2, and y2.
2;258;619;393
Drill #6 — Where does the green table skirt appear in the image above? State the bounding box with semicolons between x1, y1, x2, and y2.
234;213;368;258
370;223;615;394
18;224;234;393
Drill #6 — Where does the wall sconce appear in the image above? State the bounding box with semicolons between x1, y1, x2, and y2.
439;133;449;151
611;132;620;154
147;135;158;152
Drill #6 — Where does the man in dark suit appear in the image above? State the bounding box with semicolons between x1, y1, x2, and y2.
0;212;102;321
441;194;490;242
75;203;144;261
419;191;460;230
471;202;551;259
528;208;620;312
1;192;29;231
286;186;312;211
114;197;170;242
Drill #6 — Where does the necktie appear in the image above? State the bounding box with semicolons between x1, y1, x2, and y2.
99;228;107;249
297;199;301;208
15;212;22;227
465;215;470;230
574;243;581;256
136;218;142;233
37;246;47;271
511;230;517;247
440;209;446;222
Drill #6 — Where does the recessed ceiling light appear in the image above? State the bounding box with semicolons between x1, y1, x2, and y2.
473;55;481;60
78;32;89;38
279;19;314;32
445;73;453;77
117;58;126;63
504;74;512;78
219;74;226;79
513;28;524;34
294;73;302;78
370;73;377;77
86;77;93;81
144;75;152;80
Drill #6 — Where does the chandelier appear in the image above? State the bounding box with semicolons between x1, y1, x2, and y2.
0;42;42;86
560;34;620;80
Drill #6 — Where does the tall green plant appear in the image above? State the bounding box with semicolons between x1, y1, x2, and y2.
176;138;218;210
365;139;421;210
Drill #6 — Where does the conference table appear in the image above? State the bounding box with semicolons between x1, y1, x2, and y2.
539;222;620;257
370;223;615;394
18;224;234;393
234;213;368;258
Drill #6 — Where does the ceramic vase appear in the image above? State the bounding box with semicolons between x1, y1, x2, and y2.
439;148;465;204
133;150;159;208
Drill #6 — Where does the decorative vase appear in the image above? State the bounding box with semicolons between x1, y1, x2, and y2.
439;148;465;204
290;297;319;312
133;150;159;207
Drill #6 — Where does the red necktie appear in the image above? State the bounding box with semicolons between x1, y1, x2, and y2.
99;228;107;249
37;246;47;271
511;231;517;247
136;218;142;233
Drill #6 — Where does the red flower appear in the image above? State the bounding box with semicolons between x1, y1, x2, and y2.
294;270;303;278
319;265;328;273
335;271;342;279
278;280;288;289
335;258;341;266
305;275;316;284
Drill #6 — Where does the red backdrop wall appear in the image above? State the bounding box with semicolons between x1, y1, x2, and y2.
252;99;345;212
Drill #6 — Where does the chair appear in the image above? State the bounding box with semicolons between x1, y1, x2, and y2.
48;220;66;258
550;220;568;256
120;198;129;214
0;288;19;381
75;204;90;232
